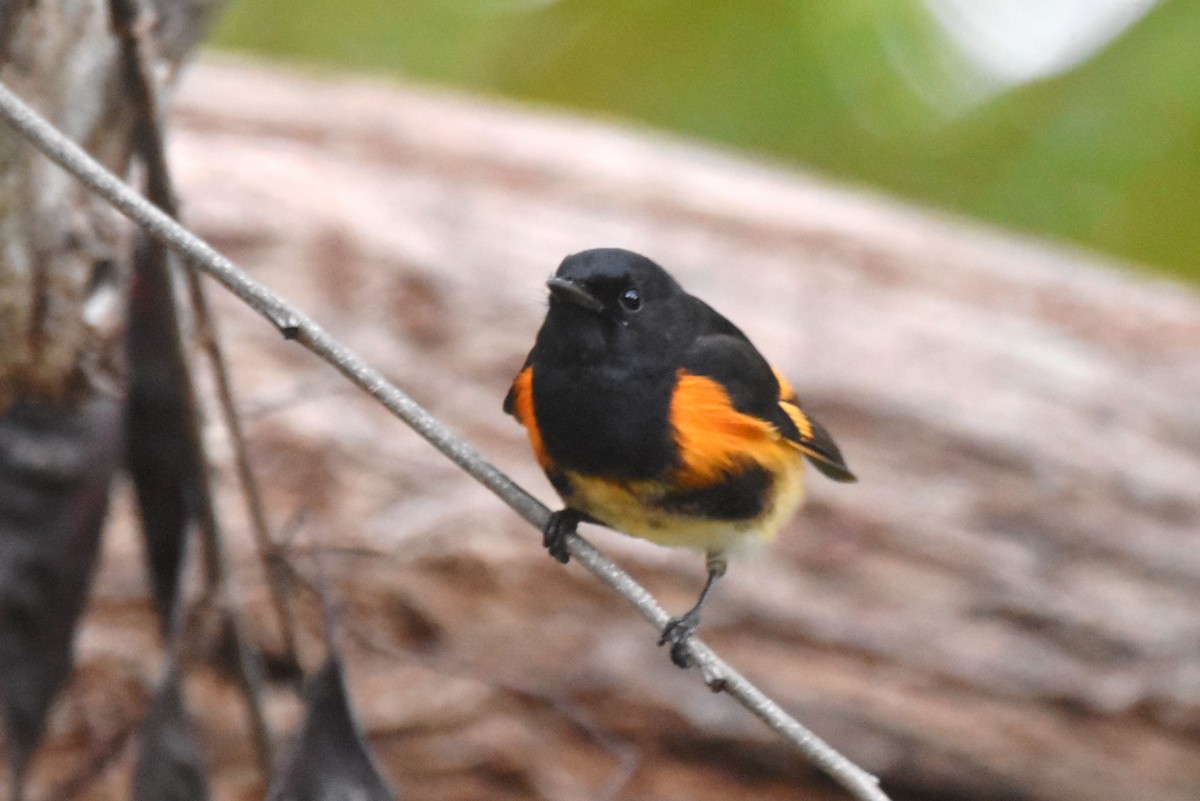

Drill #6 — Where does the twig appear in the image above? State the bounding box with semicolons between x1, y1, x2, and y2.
333;598;642;801
107;0;277;772
0;79;890;801
108;0;303;676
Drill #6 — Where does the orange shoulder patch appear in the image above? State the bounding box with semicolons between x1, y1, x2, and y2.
510;367;553;469
669;370;792;486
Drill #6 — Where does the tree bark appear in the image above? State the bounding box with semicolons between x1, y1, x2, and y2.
0;0;219;791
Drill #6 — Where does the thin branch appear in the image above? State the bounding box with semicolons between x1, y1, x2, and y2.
331;592;642;801
108;0;303;676
0;79;889;801
107;0;276;771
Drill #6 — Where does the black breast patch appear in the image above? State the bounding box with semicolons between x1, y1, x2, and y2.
658;463;772;521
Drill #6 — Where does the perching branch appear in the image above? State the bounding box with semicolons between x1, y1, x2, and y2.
0;79;889;801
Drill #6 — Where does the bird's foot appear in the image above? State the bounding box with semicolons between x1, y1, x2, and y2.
542;509;579;564
658;609;701;669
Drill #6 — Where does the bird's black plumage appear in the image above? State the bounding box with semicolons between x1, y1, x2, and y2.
505;247;855;667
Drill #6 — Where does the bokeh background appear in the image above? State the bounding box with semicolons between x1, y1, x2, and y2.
210;0;1198;284
1;1;1196;800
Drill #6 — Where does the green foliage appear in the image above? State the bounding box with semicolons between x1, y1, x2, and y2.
211;0;1200;283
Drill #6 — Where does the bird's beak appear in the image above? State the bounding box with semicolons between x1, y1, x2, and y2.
546;277;604;313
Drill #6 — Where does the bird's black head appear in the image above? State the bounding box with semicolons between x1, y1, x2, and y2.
536;248;693;366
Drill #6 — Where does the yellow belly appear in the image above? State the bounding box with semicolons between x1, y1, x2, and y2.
561;456;806;557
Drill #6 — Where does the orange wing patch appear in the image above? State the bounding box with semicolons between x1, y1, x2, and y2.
773;369;797;403
509;367;553;469
669;370;797;487
772;368;814;441
780;399;816;444
772;368;857;483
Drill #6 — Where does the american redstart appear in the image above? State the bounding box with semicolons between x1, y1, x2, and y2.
505;248;855;667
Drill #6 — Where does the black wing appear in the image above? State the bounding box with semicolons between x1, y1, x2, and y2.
683;297;856;482
680;331;798;437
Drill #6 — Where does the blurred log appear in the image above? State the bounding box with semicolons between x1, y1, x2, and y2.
70;56;1199;801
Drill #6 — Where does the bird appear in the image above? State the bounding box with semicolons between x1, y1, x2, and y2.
504;248;855;667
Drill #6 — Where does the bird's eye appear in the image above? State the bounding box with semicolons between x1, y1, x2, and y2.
619;287;642;312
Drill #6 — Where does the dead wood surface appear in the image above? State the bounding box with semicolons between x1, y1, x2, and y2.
36;56;1200;801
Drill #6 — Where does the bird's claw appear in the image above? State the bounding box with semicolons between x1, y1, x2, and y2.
658;611;700;668
542;510;577;564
